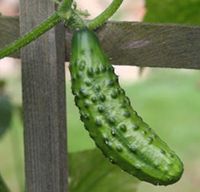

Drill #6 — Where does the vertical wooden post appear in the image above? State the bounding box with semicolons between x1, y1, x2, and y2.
20;1;68;191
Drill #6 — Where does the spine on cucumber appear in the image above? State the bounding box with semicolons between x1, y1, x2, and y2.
69;28;183;185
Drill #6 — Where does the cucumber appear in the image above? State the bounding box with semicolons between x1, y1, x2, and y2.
69;28;183;185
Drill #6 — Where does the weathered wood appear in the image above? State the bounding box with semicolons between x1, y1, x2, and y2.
67;22;200;69
1;16;200;69
20;1;67;192
0;16;19;58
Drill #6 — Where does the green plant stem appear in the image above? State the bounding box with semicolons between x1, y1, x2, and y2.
58;0;73;15
0;0;123;59
0;0;72;59
0;13;61;59
88;0;123;30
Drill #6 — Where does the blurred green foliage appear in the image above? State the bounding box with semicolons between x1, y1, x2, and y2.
0;174;9;192
0;96;13;138
69;149;139;192
68;69;200;156
0;80;13;139
1;69;200;192
145;0;200;25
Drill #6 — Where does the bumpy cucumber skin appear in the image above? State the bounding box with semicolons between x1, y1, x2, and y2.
69;28;183;185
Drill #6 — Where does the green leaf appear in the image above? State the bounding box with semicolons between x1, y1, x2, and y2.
144;0;200;25
0;95;13;139
69;149;139;192
0;174;10;192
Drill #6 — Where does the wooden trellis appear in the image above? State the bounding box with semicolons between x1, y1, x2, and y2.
0;0;200;191
1;18;200;69
20;0;67;192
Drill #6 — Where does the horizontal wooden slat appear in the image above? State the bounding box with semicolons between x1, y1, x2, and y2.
1;16;200;69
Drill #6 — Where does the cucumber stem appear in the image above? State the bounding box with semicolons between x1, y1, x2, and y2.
88;0;123;30
0;0;124;58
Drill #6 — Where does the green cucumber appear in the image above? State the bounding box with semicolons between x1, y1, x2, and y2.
69;28;183;185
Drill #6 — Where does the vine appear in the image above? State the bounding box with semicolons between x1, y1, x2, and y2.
88;0;123;30
0;13;61;59
0;0;123;59
0;0;72;59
